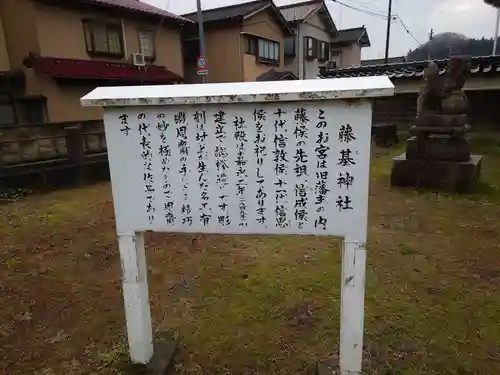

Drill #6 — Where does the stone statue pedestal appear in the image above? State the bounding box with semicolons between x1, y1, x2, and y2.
391;134;482;193
405;136;471;162
391;153;482;193
390;56;482;193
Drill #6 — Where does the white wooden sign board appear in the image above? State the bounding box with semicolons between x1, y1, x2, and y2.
82;77;394;375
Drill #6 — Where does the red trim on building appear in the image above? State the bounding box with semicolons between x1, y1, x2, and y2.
24;55;182;84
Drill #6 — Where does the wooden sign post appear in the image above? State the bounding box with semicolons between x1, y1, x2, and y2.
82;77;394;374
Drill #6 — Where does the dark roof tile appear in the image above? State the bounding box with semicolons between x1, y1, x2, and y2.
256;69;298;81
279;0;322;22
361;56;406;66
182;0;269;23
66;0;192;22
320;55;500;80
183;0;292;35
331;27;370;47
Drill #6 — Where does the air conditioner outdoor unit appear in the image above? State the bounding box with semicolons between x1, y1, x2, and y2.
132;53;146;66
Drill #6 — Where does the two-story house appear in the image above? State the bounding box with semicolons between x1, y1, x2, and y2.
278;0;370;79
181;0;297;83
0;0;190;125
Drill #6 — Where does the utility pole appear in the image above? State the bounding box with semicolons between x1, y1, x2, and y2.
427;29;434;60
493;8;500;55
384;0;393;63
196;0;207;83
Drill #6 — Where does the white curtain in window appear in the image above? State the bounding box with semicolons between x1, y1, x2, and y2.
139;31;155;57
107;29;122;53
258;39;265;58
92;23;109;52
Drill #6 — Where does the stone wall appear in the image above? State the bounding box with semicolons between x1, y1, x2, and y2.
0;120;105;166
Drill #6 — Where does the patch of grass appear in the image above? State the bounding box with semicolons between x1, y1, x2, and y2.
1;138;500;375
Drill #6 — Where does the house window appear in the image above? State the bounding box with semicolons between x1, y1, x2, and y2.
0;94;16;126
244;35;256;55
330;49;341;57
326;61;337;69
284;36;295;57
138;30;155;60
17;97;48;124
257;38;280;64
304;37;317;60
83;20;124;57
318;41;329;62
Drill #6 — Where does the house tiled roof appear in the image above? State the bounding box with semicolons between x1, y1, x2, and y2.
53;0;192;23
320;55;500;80
279;0;322;22
278;0;338;36
182;0;269;23
256;69;298;81
24;54;182;84
182;0;292;35
361;56;406;66
331;27;370;47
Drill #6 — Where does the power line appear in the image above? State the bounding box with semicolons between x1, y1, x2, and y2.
392;0;429;35
343;0;386;11
331;0;422;57
332;0;388;19
395;15;422;46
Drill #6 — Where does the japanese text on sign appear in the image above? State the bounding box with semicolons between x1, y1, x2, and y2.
107;101;371;237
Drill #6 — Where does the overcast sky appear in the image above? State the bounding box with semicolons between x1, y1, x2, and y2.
145;0;499;59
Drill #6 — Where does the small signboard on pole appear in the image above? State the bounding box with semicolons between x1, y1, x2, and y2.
196;55;208;76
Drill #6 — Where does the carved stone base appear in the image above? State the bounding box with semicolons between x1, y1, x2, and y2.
410;124;471;138
416;112;467;128
391;154;482;193
405;136;471;162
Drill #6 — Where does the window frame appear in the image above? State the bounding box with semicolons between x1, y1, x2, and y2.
244;35;257;55
318;41;329;62
330;48;341;57
82;19;125;58
257;37;280;65
284;35;296;57
0;93;17;126
17;96;49;124
304;36;317;60
138;29;156;62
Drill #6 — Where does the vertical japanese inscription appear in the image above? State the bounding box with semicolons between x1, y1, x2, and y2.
157;113;175;225
293;107;309;229
336;124;356;211
314;109;330;231
175;111;192;226
194;110;211;227
234;115;248;227
273;108;289;228
137;112;155;224
214;110;230;227
253;109;267;226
